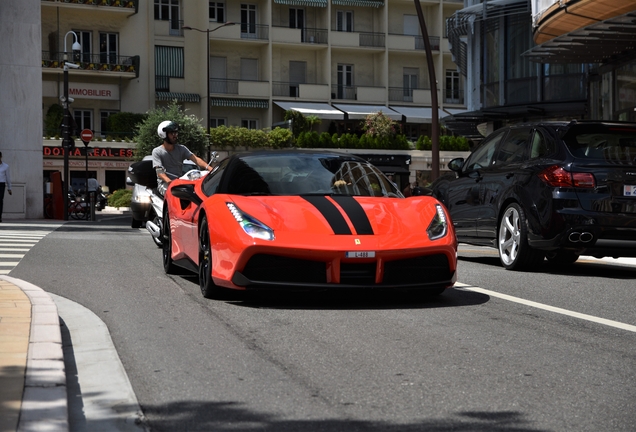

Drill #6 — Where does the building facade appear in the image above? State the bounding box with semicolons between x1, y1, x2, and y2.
444;0;636;140
40;0;467;199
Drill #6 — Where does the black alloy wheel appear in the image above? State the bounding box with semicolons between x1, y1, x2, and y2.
497;203;544;271
162;207;176;274
198;216;219;299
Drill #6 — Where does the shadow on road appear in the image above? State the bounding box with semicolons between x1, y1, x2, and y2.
139;400;543;432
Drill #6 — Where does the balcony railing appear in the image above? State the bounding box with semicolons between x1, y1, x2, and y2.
42;51;138;76
210;79;239;95
240;23;269;40
331;85;356;100
42;0;138;9
170;19;184;36
415;35;440;51
360;32;385;48
443;88;465;105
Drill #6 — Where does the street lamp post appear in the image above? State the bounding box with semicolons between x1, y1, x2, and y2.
183;22;235;160
413;0;440;181
61;31;81;221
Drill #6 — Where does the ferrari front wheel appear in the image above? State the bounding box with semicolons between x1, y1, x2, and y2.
198;216;219;299
162;207;177;274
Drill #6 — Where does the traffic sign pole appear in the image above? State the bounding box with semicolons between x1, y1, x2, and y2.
80;129;93;221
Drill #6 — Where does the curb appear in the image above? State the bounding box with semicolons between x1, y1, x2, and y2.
1;275;69;432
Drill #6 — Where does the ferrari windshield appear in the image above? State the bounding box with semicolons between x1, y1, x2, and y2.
226;153;403;197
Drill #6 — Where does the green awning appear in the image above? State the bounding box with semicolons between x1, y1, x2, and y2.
155;92;200;103
211;98;269;109
273;0;327;6
332;0;384;7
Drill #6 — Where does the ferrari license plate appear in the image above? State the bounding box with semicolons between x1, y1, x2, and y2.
624;185;636;196
345;251;375;258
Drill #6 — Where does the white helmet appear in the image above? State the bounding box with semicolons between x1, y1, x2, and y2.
157;120;179;139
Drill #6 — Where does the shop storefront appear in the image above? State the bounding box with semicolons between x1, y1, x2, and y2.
42;140;136;194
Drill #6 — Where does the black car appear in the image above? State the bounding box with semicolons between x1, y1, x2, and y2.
430;120;636;270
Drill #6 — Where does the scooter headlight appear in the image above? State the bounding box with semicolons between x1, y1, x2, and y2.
226;203;275;241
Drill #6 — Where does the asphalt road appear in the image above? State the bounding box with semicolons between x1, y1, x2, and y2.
12;214;636;432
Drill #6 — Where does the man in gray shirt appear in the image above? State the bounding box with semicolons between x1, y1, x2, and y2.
152;121;209;195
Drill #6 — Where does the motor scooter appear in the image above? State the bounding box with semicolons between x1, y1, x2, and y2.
145;152;219;247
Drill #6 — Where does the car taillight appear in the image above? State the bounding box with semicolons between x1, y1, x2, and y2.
538;165;595;188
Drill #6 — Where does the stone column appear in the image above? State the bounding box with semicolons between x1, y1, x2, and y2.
0;0;43;219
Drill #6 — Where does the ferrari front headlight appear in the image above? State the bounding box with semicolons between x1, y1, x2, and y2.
427;204;448;240
226;203;275;241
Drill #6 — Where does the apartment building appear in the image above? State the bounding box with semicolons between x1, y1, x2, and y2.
40;0;466;194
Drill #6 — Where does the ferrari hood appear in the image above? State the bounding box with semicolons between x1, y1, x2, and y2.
228;195;443;238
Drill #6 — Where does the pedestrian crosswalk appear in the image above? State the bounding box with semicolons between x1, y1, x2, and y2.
0;221;63;274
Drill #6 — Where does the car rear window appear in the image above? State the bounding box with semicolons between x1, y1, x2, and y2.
563;125;636;164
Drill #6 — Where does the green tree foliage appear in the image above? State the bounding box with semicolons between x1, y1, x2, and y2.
107;188;132;208
267;127;293;148
416;134;469;151
361;111;398;138
284;110;309;137
44;104;64;137
133;102;207;160
107;112;147;138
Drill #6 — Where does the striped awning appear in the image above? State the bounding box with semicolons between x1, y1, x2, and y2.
211;98;269;109
155;92;200;103
273;0;327;7
332;0;384;7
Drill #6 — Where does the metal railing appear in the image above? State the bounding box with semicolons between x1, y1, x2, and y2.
359;32;385;48
331;85;356;100
415;35;440;51
42;0;137;9
210;78;239;95
443;88;465;105
240;23;269;40
42;51;138;73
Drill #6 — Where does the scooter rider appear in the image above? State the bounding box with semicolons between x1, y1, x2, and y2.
152;120;209;196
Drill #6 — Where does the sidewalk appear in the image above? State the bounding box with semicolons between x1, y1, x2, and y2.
0;276;67;432
0;276;146;432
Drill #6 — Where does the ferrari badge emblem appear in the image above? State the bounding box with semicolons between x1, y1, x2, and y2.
355;239;361;245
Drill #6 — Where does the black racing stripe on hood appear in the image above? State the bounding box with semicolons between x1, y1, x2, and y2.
302;195;352;235
331;196;374;235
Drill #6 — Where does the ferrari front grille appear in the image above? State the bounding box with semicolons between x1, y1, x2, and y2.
242;254;327;284
382;254;451;285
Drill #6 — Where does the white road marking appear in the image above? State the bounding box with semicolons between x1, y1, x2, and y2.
455;282;636;333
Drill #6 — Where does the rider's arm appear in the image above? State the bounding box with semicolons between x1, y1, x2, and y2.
189;154;210;170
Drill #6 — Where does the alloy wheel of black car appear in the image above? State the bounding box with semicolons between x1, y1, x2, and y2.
498;203;544;270
162;207;176;274
198;216;219;299
545;250;580;265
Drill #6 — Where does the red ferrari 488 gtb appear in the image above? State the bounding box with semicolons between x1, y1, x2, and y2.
161;150;457;299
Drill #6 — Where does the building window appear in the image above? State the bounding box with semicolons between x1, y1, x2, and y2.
241;119;258;129
336;10;353;32
209;2;225;22
445;70;461;104
403;67;418;102
337;64;354;99
155;46;184;91
73;30;92;63
99;33;118;64
154;0;179;21
211;118;226;127
100;110;118;137
74;109;93;135
241;4;257;37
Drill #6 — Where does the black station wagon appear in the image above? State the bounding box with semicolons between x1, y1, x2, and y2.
430;120;636;270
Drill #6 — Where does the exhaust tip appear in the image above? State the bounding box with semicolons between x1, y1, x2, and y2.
568;232;581;242
579;232;594;243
